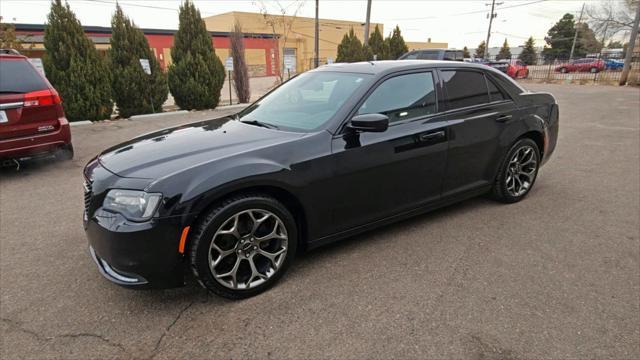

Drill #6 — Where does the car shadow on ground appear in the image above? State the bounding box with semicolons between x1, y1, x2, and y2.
121;194;500;305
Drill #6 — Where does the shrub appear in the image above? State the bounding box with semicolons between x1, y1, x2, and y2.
168;0;225;110
43;0;112;121
110;5;168;118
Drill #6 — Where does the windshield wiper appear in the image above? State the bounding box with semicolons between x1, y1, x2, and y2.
240;119;279;130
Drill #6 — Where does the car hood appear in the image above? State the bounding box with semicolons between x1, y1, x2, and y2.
98;116;305;179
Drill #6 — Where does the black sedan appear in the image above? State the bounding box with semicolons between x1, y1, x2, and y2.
84;60;559;299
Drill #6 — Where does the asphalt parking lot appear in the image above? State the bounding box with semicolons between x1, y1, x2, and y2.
1;83;639;359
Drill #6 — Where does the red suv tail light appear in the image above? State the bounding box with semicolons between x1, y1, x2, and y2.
23;89;62;107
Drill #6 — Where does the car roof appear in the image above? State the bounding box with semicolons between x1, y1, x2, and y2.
315;60;490;76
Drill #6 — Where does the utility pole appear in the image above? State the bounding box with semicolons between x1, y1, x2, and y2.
363;0;372;45
569;3;585;61
314;0;319;68
484;0;500;59
620;0;640;85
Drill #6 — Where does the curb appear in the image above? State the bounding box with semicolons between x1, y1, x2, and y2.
218;103;250;110
67;104;248;127
69;120;92;127
129;110;188;121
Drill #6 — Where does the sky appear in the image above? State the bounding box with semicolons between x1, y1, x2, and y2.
0;0;632;49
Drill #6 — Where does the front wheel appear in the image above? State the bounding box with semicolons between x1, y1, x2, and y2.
590;67;599;73
189;194;297;299
559;67;568;73
491;138;540;203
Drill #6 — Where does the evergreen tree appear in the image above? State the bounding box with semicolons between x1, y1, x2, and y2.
110;5;167;118
518;37;537;65
540;13;601;60
462;46;470;58
43;0;112;121
367;25;386;60
336;28;365;63
168;0;225;110
386;25;408;59
230;21;250;103
474;41;486;59
496;38;511;60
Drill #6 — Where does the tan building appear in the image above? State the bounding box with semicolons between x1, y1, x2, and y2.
203;11;384;74
406;39;449;51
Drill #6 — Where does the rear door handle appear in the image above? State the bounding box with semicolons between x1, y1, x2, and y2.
419;130;445;142
496;114;513;122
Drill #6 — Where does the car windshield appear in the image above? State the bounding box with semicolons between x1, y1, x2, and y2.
237;71;372;132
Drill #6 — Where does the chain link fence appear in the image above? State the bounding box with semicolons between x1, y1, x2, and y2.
480;53;640;84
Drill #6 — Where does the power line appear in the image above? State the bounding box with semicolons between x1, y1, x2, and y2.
380;0;547;22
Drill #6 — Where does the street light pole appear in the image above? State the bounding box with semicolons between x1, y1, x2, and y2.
364;0;372;45
484;0;497;59
569;3;585;61
314;0;319;68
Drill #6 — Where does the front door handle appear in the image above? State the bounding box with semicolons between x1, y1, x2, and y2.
419;130;445;142
496;114;513;122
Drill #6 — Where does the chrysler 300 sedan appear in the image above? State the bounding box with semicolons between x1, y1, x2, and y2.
84;61;559;299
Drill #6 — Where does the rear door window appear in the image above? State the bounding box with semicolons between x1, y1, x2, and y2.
358;72;437;123
486;77;507;102
441;70;490;110
0;59;48;93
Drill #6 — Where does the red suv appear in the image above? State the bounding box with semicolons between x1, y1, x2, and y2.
555;58;605;73
0;50;73;162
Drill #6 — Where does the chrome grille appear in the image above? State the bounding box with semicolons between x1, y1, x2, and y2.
83;180;93;213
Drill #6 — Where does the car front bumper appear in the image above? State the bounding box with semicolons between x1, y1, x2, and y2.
84;211;187;289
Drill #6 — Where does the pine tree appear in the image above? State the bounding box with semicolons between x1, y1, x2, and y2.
110;5;167;118
541;13;599;60
43;0;112;121
230;21;250;103
518;37;537;65
168;0;225;110
496;38;511;60
386;25;408;59
474;41;486;59
336;28;365;63
462;46;470;58
368;25;386;60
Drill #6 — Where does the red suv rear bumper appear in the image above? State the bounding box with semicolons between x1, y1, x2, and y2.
0;117;71;160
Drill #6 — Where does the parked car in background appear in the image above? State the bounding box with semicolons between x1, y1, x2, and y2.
555;58;605;73
398;49;464;61
84;60;559;299
603;59;624;71
484;59;529;79
0;49;73;163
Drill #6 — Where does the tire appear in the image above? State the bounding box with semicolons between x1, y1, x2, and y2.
491;138;540;204
189;193;298;299
560;67;568;73
55;144;74;161
590;67;599;73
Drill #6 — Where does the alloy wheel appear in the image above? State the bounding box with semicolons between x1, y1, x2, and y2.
208;209;288;290
505;145;538;197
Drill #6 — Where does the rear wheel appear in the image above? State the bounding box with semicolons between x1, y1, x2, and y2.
590;67;599;73
559;67;568;73
189;194;297;299
492;138;540;203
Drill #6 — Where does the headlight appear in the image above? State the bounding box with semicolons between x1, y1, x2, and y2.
102;189;162;221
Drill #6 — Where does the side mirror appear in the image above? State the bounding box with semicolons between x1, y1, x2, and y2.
348;113;389;133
